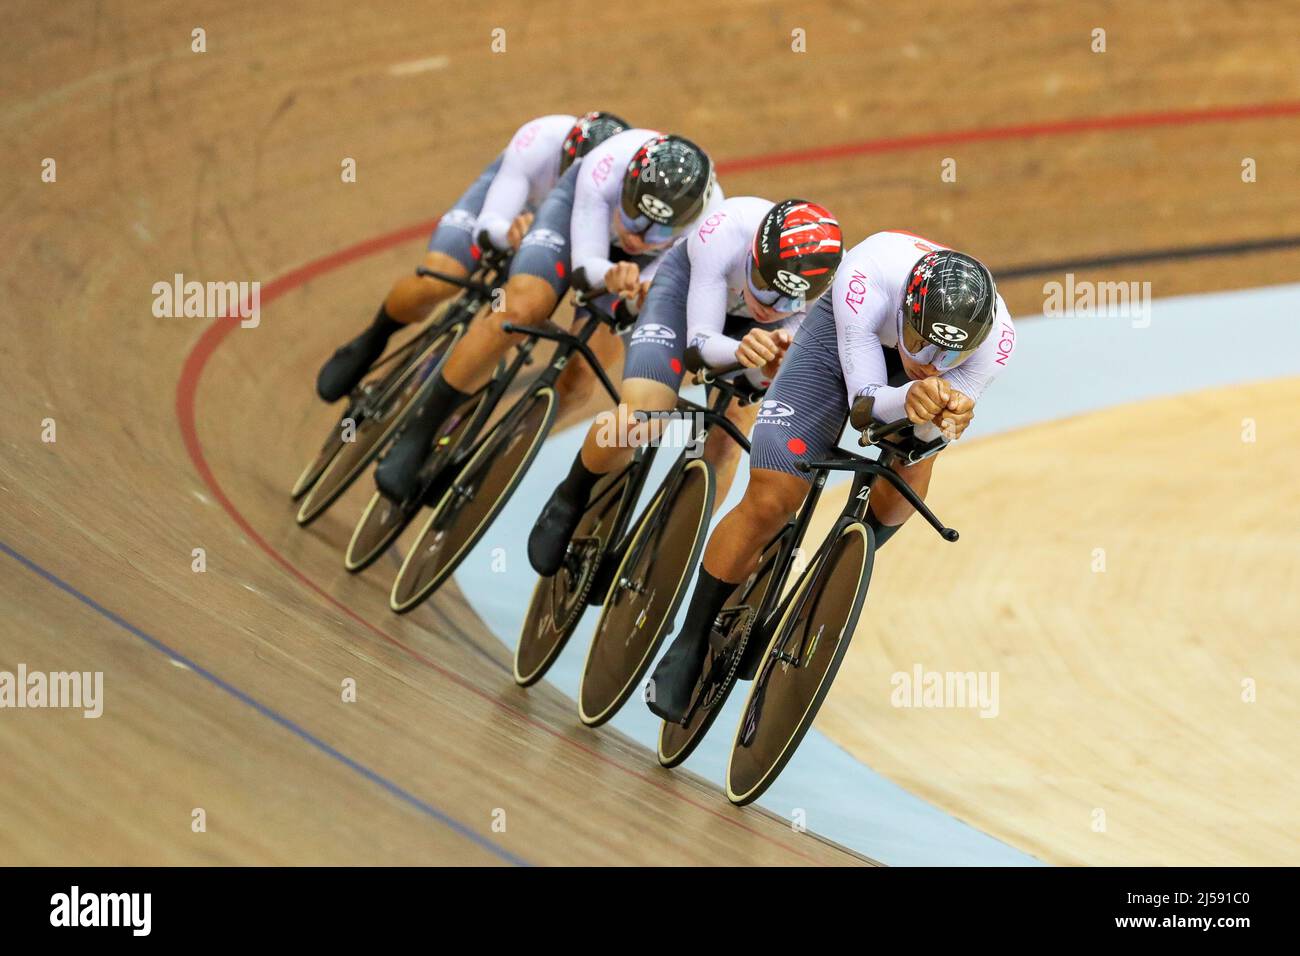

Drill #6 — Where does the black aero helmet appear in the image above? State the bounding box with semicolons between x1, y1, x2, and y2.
902;250;997;358
620;134;714;230
559;111;630;174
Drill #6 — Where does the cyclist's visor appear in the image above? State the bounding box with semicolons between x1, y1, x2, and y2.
901;321;974;370
617;207;685;246
746;255;805;314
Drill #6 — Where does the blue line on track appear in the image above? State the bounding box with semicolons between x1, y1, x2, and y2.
0;538;530;867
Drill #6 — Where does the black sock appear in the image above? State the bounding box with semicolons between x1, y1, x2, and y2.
680;567;738;639
557;452;602;504
368;304;404;341
866;510;902;550
409;373;471;439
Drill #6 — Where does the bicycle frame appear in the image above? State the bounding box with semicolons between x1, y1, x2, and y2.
607;365;765;575
746;422;959;668
356;255;509;415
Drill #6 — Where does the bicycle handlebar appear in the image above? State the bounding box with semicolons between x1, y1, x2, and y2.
414;266;496;297
794;454;959;542
682;348;765;403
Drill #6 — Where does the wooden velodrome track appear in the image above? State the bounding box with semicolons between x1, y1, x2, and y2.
3;1;1298;865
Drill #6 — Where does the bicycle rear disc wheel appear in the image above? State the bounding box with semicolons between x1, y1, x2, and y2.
657;537;781;768
390;386;557;613
295;325;461;527
578;458;714;728
514;468;635;687
725;522;873;806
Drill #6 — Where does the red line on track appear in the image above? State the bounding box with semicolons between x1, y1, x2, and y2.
716;99;1300;174
175;99;1299;865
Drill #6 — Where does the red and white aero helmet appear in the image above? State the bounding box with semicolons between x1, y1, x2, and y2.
749;200;843;309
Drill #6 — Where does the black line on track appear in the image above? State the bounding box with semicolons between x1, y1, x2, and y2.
997;233;1300;280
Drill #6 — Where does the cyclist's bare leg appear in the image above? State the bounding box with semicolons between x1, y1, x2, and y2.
700;398;758;508
701;467;807;583
382;251;469;325
577;376;676;475
555;323;625;417
865;454;937;526
441;273;558;393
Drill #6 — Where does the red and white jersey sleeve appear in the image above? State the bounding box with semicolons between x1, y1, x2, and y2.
474;114;575;250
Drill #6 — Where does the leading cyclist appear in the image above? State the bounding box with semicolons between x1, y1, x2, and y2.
647;231;1018;722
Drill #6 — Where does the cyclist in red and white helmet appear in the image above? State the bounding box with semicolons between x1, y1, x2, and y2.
527;196;843;577
648;230;1017;723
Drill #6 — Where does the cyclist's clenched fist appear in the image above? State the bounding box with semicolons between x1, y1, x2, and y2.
935;388;974;440
736;328;791;377
905;377;949;424
604;261;651;308
906;377;976;439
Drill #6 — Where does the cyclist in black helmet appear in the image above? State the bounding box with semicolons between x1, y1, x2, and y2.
314;112;628;403
648;231;1017;723
374;130;725;503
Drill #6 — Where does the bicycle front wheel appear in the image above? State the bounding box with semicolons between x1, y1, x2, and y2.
725;521;874;806
578;458;714;727
295;324;462;526
514;467;636;687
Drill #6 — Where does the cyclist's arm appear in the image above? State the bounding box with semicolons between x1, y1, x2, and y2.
828;274;904;420
684;227;743;368
939;295;1016;404
474;154;531;252
476;116;572;251
569;159;619;292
